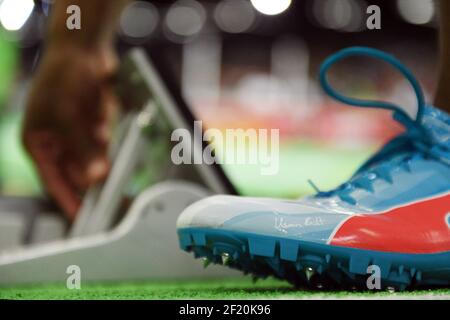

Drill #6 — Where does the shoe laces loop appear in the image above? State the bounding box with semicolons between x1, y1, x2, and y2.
319;46;426;125
316;47;448;204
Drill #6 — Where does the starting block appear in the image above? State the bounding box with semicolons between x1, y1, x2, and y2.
0;48;240;285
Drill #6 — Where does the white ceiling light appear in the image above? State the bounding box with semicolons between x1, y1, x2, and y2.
250;0;292;16
0;0;35;31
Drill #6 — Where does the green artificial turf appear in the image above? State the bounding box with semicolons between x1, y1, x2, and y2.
1;278;449;300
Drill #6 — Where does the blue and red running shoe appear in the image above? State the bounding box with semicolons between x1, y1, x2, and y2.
176;47;450;290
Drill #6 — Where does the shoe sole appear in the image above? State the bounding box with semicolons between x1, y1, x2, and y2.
178;227;450;291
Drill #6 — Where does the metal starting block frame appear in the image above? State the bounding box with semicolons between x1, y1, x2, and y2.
0;48;239;285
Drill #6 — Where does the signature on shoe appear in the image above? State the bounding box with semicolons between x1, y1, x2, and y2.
274;216;324;233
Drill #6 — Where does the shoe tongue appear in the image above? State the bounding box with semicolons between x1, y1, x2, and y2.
421;106;450;148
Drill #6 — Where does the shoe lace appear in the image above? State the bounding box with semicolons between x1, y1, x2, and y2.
314;47;450;205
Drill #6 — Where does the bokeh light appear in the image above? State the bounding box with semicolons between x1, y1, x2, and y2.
120;1;159;44
397;0;434;25
165;0;206;41
214;0;256;34
250;0;291;16
0;0;35;31
312;0;365;32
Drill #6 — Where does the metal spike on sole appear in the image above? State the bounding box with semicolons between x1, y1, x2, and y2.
221;253;231;265
305;267;315;282
203;257;211;269
387;286;396;293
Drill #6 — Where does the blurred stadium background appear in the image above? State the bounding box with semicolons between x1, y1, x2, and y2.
0;0;439;199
